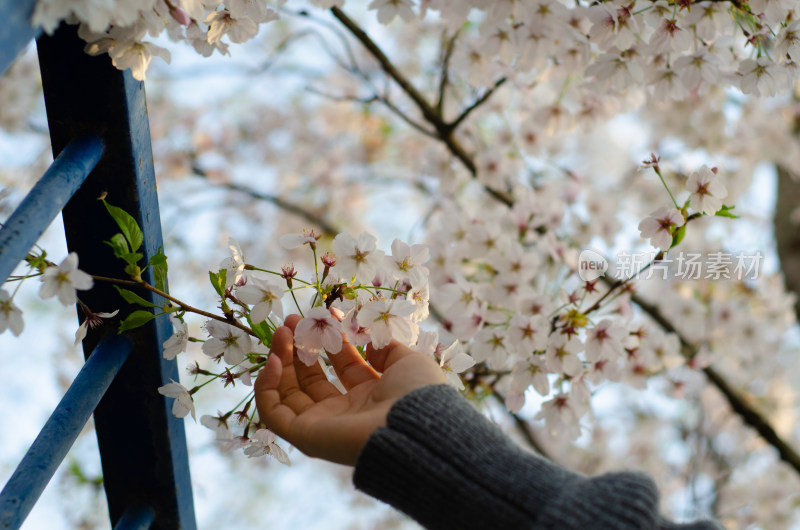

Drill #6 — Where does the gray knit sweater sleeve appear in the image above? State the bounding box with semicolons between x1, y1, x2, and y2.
353;385;723;530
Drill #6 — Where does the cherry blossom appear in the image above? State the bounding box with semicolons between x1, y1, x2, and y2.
331;232;384;284
638;207;684;250
236;277;284;323
279;229;321;250
74;308;119;345
202;320;252;365
220;237;245;288
0;289;23;337
243;428;290;464
39;253;94;306
157;380;195;420
437;340;475;391
385;238;429;281
358;298;417;349
585;319;626;362
686;165;728;216
162;314;189;360
294;306;343;365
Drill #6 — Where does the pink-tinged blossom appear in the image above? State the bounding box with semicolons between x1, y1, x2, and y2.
279;229;321;250
294;307;343;365
585;319;626;362
332;232;385;284
202;320;252;365
220;237;245;288
158;380;195;420
40;253;94;306
638;207;684;250
535;392;582;439
236;277;284;323
686;165;728;215
386;238;429;280
510;357;550;397
545;333;584;377
243;429;290;464
0;289;24;337
649;18;692;54
358;299;417;349
341;305;371;347
470;327;509;370
507;314;549;355
163;314;189;360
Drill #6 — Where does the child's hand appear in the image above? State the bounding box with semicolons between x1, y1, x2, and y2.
255;314;446;466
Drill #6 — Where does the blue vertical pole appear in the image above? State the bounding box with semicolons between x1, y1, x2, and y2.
37;26;196;529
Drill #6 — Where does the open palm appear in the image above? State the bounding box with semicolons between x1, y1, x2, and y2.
255;314;446;466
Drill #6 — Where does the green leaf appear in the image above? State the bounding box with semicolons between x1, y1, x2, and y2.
249;319;274;346
117;310;157;333
114;285;159;308
104;233;129;258
670;224;687;249
714;204;739;219
103;200;144;252
209;269;227;298
149;249;168;292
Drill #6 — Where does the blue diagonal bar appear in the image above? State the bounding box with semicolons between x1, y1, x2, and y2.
0;0;39;77
0;134;104;283
0;335;132;529
114;504;156;530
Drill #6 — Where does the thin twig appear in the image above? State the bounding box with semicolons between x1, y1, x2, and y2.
191;166;339;237
93;275;256;337
436;30;459;116
329;7;512;206
448;77;507;131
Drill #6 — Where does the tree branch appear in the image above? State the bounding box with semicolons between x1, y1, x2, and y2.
629;290;800;476
190;163;340;237
448;77;507;131
329;7;513;207
436;30;459;117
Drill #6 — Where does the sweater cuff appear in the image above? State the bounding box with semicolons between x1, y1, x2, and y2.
353;385;722;530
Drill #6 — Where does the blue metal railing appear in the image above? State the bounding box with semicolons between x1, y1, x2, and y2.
0;3;197;528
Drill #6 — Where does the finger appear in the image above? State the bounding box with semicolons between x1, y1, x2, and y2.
366;340;419;373
293;354;342;401
271;325;315;413
283;313;302;332
328;336;379;390
254;355;297;439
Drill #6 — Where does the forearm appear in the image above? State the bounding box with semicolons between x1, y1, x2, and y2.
353;385;722;530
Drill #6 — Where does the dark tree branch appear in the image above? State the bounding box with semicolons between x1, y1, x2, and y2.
447;77;507;131
630;290;800;476
329;6;513;207
436;30;459;117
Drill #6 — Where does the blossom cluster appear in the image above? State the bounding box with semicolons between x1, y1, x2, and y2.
153;230;477;462
30;0;800;98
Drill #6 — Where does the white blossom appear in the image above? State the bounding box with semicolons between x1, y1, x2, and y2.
40;253;93;307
